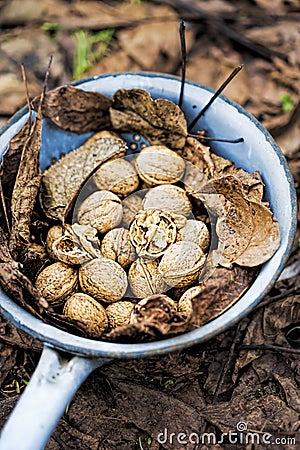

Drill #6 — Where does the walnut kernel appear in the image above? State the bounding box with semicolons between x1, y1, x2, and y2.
129;209;177;258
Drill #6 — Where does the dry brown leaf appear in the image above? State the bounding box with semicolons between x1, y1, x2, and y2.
0;118;32;229
227;167;264;203
32;85;112;134
9;113;42;259
234;201;281;266
110;88;187;149
0;261;47;314
200;176;254;265
188;266;256;327
40;131;126;221
106;294;191;342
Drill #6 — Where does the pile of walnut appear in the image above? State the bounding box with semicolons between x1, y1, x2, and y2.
34;123;280;339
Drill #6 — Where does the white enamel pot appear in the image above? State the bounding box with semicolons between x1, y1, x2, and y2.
0;73;297;450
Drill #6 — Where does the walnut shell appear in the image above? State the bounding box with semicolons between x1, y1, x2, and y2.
106;301;135;328
93;158;139;196
63;293;108;336
128;258;168;298
101;227;136;268
158;241;206;288
35;262;78;306
129;209;177;258
79;257;128;303
52;228;93;265
121;193;143;228
135;145;185;185
143;184;192;217
46;224;72;260
176;219;210;252
77;190;123;233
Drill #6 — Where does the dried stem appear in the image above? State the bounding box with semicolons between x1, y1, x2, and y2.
178;20;186;109
188;133;244;144
188;64;244;131
238;343;300;355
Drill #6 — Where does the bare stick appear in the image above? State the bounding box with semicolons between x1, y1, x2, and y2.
188;64;244;131
188;133;244;144
238;343;300;355
39;55;53;113
178;20;186;108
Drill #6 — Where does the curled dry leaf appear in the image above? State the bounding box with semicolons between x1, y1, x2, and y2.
40;131;126;221
234;201;280;266
183;265;256;327
106;294;190;342
32;85;112;133
0;261;48;315
0;118;32;229
9;113;43;259
110;88;187;149
200;176;254;265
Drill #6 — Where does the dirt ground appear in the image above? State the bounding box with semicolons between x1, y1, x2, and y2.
0;1;299;449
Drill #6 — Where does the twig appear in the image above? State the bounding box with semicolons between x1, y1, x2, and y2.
238;343;300;355
178;20;186;108
188;65;243;131
212;319;248;403
188;133;244;144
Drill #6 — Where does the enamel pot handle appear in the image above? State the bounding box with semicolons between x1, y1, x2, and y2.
0;345;110;450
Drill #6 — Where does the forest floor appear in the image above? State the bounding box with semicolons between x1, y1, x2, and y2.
0;1;299;449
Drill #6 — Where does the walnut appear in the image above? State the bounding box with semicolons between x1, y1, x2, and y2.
128;258;168;299
129;209;177;258
93;158;139;196
101;227;136;268
176;219;210;252
77;190;123;233
46;224;72;260
121;193;143;228
158;241;206;288
35;262;78;306
79;257;128;303
106;301;135;328
63;293;108;336
177;286;201;318
135;145;185;185
143;184;192;217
